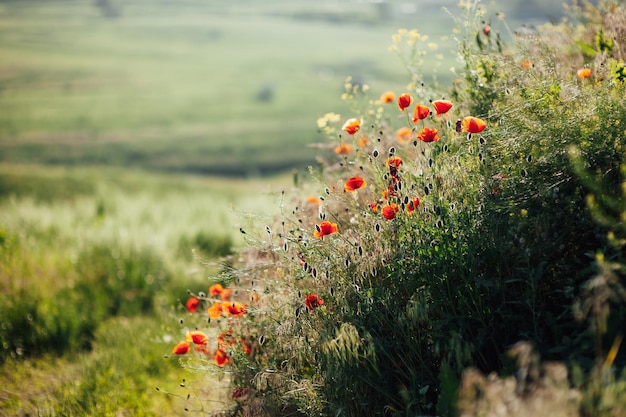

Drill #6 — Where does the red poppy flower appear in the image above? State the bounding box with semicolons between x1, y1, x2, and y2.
380;91;395;103
413;104;430;122
398;93;412;112
214;349;230;366
209;283;224;297
369;202;379;213
314;220;338;238
305;293;325;311
382;204;399;220
396;127;413;144
344;176;367;192
342;118;362;135
432;100;453;116
208;301;223;320
334;143;352;155
386;156;403;168
172;341;190;355
226;302;248;318
577;68;592;79
461;116;486;133
233;388;248;399
416;127;440;143
483;25;491;36
185;297;200;313
188;330;209;346
406;197;421;214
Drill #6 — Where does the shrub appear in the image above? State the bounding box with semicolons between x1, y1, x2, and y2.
171;1;626;416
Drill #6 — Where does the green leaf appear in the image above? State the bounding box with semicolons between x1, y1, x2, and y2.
576;41;597;57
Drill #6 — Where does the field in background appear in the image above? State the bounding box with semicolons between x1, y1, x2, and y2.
0;0;562;176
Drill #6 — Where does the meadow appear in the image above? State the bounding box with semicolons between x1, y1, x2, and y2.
3;0;612;416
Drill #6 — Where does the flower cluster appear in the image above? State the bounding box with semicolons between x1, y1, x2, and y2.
173;283;252;367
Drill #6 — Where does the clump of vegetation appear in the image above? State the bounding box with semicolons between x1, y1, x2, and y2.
171;1;626;416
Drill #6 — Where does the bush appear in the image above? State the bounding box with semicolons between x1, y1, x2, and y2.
171;2;626;416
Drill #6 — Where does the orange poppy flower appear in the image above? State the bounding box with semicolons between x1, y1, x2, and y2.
188;330;209;346
416;127;440;143
413;104;430;122
357;136;369;147
344;176;367;192
209;283;224;297
386;156;402;168
225;302;248;318
406;197;421;214
461;116;486;133
307;195;321;206
382;204;400;220
305;293;325;311
240;339;252;355
342;118;362;135
214;349;230;366
185;296;200;313
208;301;223;320
396;127;413;144
369;202;379;212
577;68;592;79
220;288;232;301
380;91;395;103
398;93;412;112
172;341;190;355
335;143;352;155
521;60;532;70
432;100;453;116
314;220;338;238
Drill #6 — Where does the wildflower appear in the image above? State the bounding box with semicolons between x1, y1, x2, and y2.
344;176;367;192
396;127;413;144
521;60;532;69
577;68;592;79
188;331;209;346
416;127;440;143
483;25;491;36
208;301;223;320
398;93;412;111
357;136;369;147
335;143;352;155
314;220;338;238
214;349;230;366
386;156;403;169
380;91;395;103
226;302;248;318
369;202;379;213
382;204;399;220
172;341;190;355
305;293;325;311
209;283;224;297
342;118;362;135
307;195;321;206
461;116;487;133
406;197;421;214
432;100;453;116
185;297;200;313
413;104;430;122
220;288;232;301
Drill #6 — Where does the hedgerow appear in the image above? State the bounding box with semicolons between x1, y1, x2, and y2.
171;1;626;416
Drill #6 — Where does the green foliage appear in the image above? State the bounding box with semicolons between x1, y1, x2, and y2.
178;232;234;260
177;2;626;416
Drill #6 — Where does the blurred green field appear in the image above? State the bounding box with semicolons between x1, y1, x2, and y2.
0;163;288;415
